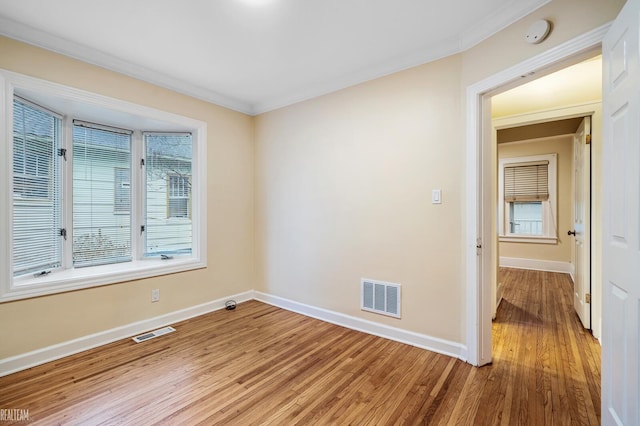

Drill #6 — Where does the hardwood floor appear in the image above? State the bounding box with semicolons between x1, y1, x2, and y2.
0;269;601;425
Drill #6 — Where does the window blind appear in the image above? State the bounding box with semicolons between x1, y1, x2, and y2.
144;133;192;256
12;98;62;276
504;161;549;202
72;122;132;267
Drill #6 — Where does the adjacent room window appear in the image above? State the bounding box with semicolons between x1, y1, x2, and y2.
1;72;207;302
499;154;557;243
508;201;543;235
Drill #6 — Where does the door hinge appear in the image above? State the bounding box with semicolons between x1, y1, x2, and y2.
585;134;591;145
585;293;591;304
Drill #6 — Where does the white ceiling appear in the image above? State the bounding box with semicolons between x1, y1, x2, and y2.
0;0;550;115
492;55;602;118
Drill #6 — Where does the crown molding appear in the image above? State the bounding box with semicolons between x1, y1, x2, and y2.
248;0;554;114
459;0;552;50
252;36;461;114
0;16;254;115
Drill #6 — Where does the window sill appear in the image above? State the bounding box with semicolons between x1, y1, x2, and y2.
499;235;558;244
1;257;205;303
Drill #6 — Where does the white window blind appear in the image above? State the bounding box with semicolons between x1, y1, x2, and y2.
114;167;131;214
12;98;62;276
72;122;132;267
144;133;192;256
504;161;549;202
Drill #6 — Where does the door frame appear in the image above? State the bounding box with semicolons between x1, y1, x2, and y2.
465;24;609;366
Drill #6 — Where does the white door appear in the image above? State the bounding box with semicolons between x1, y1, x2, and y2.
602;0;640;423
572;116;591;329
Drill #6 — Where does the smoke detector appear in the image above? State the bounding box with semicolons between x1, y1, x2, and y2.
525;20;551;44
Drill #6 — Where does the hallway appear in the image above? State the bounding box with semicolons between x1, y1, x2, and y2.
485;267;601;424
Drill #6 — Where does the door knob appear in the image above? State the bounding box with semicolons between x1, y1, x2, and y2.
568;230;576;236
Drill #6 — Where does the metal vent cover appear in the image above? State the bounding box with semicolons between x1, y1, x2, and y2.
361;278;401;318
132;326;176;343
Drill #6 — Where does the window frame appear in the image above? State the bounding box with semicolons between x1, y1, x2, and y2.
0;70;207;303
498;153;558;244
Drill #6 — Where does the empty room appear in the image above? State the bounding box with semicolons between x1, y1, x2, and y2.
0;0;637;424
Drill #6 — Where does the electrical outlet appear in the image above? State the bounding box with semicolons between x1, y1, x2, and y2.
151;289;160;302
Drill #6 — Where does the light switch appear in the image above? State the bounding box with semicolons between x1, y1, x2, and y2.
432;189;442;204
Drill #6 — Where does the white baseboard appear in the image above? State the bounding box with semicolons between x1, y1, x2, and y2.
500;257;573;274
253;291;467;362
1;289;468;377
0;291;253;377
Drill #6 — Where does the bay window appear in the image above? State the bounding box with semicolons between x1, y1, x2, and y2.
1;70;207;302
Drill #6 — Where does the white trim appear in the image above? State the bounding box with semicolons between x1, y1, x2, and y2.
499;257;573;274
466;23;610;366
493;101;600;129
0;76;10;303
0;69;208;303
0;291;254;377
459;0;552;50
254;291;466;361
499;236;557;244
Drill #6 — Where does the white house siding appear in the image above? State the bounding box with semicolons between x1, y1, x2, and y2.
72;145;131;266
145;160;192;255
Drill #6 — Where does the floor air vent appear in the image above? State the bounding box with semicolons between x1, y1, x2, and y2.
132;326;176;343
361;278;401;318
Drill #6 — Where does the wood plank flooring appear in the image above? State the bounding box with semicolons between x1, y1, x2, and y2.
0;268;601;425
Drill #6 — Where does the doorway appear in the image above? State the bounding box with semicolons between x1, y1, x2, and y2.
491;60;600;334
464;25;608;367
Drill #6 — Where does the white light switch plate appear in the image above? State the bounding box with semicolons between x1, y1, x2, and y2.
432;189;442;204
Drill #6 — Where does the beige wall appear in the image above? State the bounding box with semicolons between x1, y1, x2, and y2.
255;0;623;345
255;56;464;341
0;36;255;358
498;135;574;262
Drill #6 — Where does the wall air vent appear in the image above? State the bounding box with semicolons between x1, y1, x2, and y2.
132;326;176;343
361;278;401;318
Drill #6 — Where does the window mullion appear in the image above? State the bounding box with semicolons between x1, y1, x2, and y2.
61;116;74;270
133;131;144;260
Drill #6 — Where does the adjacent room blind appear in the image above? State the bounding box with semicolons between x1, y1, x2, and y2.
504;161;549;202
12;97;62;276
144;133;192;257
72;121;132;267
